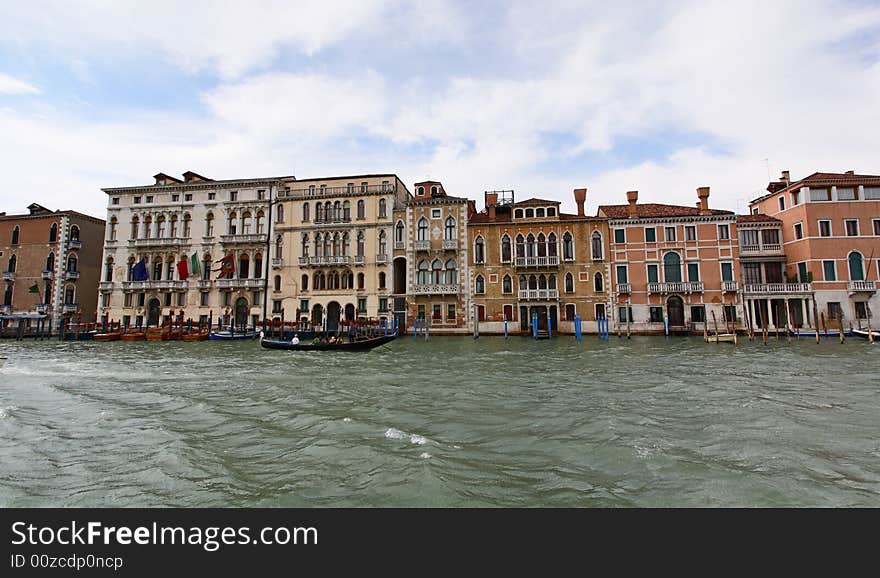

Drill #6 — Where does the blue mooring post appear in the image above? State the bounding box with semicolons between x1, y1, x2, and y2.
547;308;552;339
425;317;429;340
413;318;419;341
664;314;669;336
531;313;538;339
575;314;582;342
503;314;508;339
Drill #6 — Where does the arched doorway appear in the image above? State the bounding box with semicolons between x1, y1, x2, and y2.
393;257;406;294
667;296;685;327
234;297;249;329
326;301;341;332
311;304;323;327
344;303;355;322
147;298;160;326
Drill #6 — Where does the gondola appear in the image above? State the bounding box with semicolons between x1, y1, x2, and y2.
260;332;398;351
209;329;257;340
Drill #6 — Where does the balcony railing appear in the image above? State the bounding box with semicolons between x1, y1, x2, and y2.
722;281;739;292
197;279;212;290
412;284;459;295
129;237;190;247
121;280;188;291
616;283;631;294
354;255;365;265
742;283;812;294
442;239;458;250
217;278;264;289
376;254;388;264
517;289;559;300
848;280;877;292
220;233;265;245
41;270;54;280
272;258;283;269
284;183;395;198
648;282;704;294
99;281;114;291
35;303;50;313
62;303;79;314
515;256;560;268
414;240;431;251
64;270;80;280
394;241;405;250
0;305;12;314
313;216;352;224
311;256;351;266
740;243;782;254
3;271;15;281
68;239;82;249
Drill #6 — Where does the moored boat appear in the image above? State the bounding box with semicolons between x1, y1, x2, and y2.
121;329;146;341
705;333;737;343
181;330;210;341
209;329;257;340
93;331;122;342
260;332;398;351
852;328;878;340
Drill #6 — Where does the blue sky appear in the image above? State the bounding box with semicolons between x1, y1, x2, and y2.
1;0;879;218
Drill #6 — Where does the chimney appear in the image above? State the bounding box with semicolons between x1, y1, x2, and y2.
845;170;854;175
573;188;587;217
696;186;710;215
467;200;477;218
626;190;638;218
486;192;498;221
781;170;790;184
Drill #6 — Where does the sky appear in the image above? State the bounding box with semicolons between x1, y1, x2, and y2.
1;0;879;219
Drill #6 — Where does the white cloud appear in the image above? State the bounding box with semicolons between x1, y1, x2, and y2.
0;73;40;94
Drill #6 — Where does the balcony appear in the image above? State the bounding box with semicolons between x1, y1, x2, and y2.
3;271;15;281
442;239;458;250
64;270;80;280
412;284;459;295
284;183;395;198
220;233;265;245
41;269;54;280
394;241;405;250
848;280;877;293
99;281;114;291
722;281;739;292
740;243;782;255
0;304;11;314
616;283;631;294
742;283;812;295
121;280;188;291
414;240;431;252
648;282;704;294
518;289;559;300
376;254;388;264
129;237;191;247
313;216;352;225
196;279;212;290
62;303;79;314
217;278;264;290
515;256;559;268
68;239;82;250
35;303;50;314
307;256;351;266
354;255;365;265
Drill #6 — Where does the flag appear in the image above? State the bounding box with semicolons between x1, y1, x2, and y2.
214;254;235;279
176;258;189;280
29;284;39;294
190;252;200;278
132;258;149;281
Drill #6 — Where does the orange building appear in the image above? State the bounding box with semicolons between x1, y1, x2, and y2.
598;188;740;334
749;171;880;330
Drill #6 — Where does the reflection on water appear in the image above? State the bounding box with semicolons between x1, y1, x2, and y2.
0;336;878;507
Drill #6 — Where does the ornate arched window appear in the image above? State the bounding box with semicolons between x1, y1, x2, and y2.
474;236;485;263
205;212;213;236
357;272;364;290
66;254;77;272
108;217;118;241
378;198;387;218
525;234;535;258
227;212;236;235
417;218;428;241
475;274;485;294
333;201;341;221
444;217;456;240
274;234;283;259
565;272;574;293
274;275;282;292
302;202;310;222
276;203;284;223
49;222;58;243
501;235;511;262
11;225;19;245
431;259;443;284
357;231;365;258
238;254;249;278
169;215;178;237
548;232;558;257
562;232;573;260
594;272;604;292
538;274;547;290
69;225;80;241
46;252;54;271
378;271;386;288
7;254;17;273
144;216;153;238
242;211;252;234
301;233;310;258
255;210;264;234
417;260;429;285
591;231;603;260
395;220;404;245
537;233;547;257
300;274;307;291
357;199;365;220
515;234;525;259
104;257;114;282
378;230;387;256
156;216;166;238
445;259;457;285
342;232;350;257
502;274;512;294
253;253;263;278
664;252;682;283
849;251;865;281
343;200;351;221
183;213;192;238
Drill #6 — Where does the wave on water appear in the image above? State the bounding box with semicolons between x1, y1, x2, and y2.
384;427;430;446
420;452;432;459
384;427;406;440
0;405;18;419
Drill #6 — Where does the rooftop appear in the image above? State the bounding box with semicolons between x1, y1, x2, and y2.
598;203;733;219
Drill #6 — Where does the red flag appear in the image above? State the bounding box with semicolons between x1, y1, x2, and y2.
177;259;189;280
213;254;235;279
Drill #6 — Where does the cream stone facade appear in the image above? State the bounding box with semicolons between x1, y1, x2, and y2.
274;174;409;331
100;172;286;328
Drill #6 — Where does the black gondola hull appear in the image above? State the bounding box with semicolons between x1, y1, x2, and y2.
260;333;398;351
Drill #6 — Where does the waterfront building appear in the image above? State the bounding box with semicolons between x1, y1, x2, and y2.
100;172;286;328
274;174;409;331
748;170;880;330
391;181;470;333
467;188;611;335
0;203;104;331
598;188;740;334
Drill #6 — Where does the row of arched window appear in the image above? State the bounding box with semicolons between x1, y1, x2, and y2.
5;252;78;274
10;223;78;245
277;271;387;292
416;217;457;241
302;199;387;223
301;231;388;258
416;259;457;285
471;272;604;294
129;213;194;239
2;281;72;307
513;207;557;219
473;231;600;263
121;252;264;282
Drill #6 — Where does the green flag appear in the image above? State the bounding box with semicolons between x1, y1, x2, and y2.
28;284;39;294
190;252;200;277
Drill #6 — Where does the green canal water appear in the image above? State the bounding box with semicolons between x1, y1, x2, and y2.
0;335;878;507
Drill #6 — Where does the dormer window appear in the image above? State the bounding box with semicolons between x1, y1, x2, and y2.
417;186;424;196
514;209;523;219
547;207;556;217
157;179;165;186
133;196;141;204
431;186;438;196
525;208;534;218
536;208;545;218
